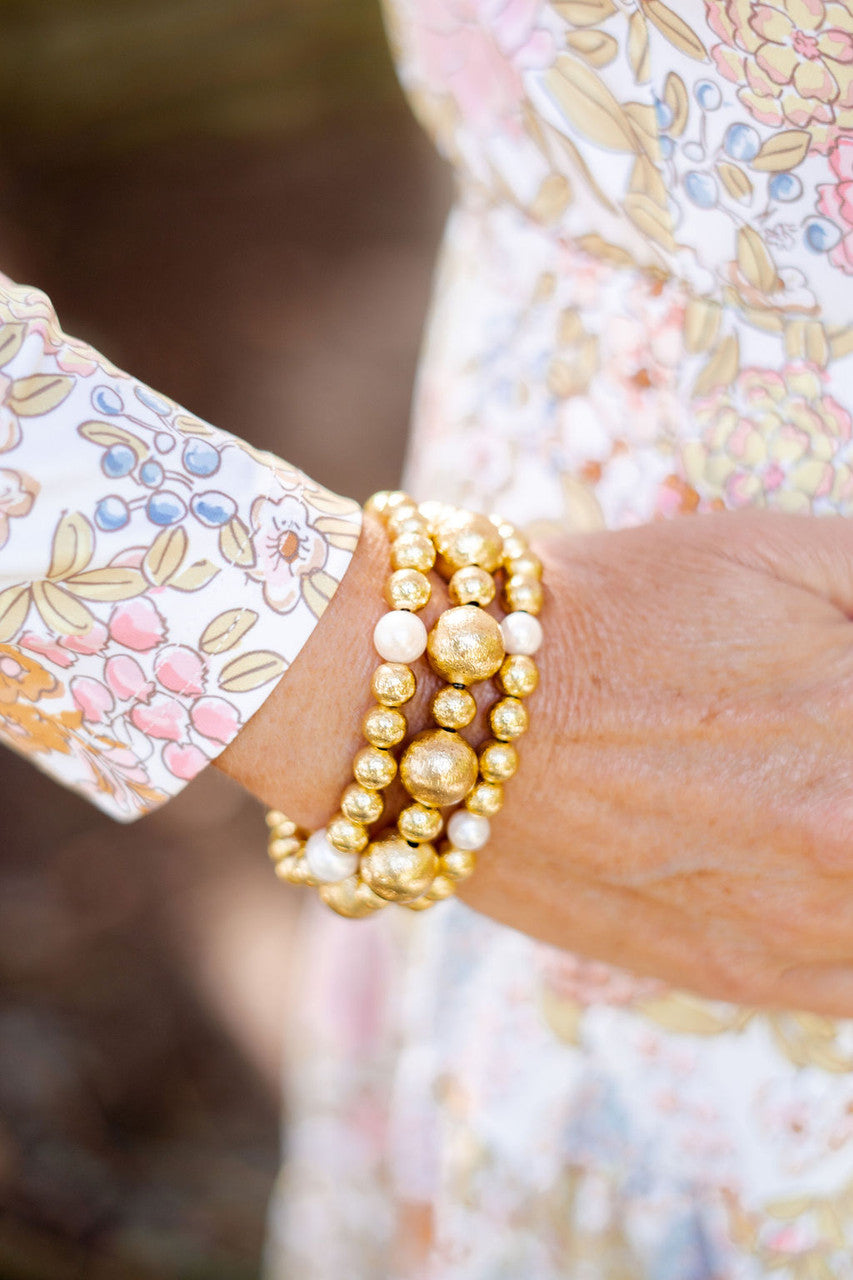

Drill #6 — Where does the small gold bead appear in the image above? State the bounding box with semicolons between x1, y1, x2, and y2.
341;783;384;826
431;684;476;730
289;857;319;887
418;500;451;533
327;813;370;854
384;568;431;612
466;781;504;817
364;490;393;517
479;739;519;783
440;847;477;881
272;854;297;882
361;833;438;903
265;809;290;829
371;662;416;706
353;745;398;790
391;532;436;573
504;573;544;616
501;531;529;562
426;874;456;902
384;490;414;514
320;874;388;918
506;551;542;579
448;565;496;607
268;835;303;862
490;697;529;741
387;509;429;539
499;654;539;699
427;606;505;685
403;895;435;912
362;704;407;749
400;728;479;808
434;509;504;573
398;803;443;844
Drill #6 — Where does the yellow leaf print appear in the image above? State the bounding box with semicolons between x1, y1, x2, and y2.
143;526;188;586
627;9;650;82
7;374;73;418
737;226;779;294
219;650;286;693
63;567;148;601
642;0;708;59
692;332;740;396
544;57;639;152
46;511;94;580
31;580;95;636
565;29;619;68
663;71;689;136
199;608;258;655
552;0;616;27
717;161;753;203
751;129;811;171
0;323;26;370
0;584;31;643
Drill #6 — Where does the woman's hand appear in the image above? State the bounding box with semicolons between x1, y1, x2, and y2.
218;508;853;1016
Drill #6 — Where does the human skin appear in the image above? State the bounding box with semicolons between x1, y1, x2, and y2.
217;508;853;1017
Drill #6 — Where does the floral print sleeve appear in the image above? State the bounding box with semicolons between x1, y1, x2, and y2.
0;271;361;821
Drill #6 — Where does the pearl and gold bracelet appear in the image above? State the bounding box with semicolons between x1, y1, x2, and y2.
265;492;543;917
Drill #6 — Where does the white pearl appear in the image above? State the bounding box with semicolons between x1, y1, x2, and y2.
501;611;543;656
447;809;491;851
305;828;359;884
373;610;428;663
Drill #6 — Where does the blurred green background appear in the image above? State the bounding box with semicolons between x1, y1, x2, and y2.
0;4;448;1278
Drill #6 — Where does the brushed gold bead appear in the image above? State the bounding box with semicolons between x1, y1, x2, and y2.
398;803;443;844
362;704;407;749
490;696;529;741
268;835;303;862
418;500;452;533
391;532;436;573
479;739;519;783
341;783;384;826
427;606;505;685
384;568;431;612
320;874;388;918
353;745;398;790
371;662;416;706
387;508;429;539
327;813;370;854
289;857;319;887
273;854;301;882
364;490;394;517
426;874;456;902
466;781;504;817
434;509;504;573
448;565;495;607
384;490;414;514
440;847;477;881
361;833;438;902
504;573;544;615
431;684;476;730
501;531;529;562
400;728;478;807
499;654;539;699
506;551;542;579
265;809;291;830
404;895;435;912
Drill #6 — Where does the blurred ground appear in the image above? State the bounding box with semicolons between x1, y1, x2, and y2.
0;7;449;1276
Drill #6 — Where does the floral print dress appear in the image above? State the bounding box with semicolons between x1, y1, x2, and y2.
264;2;853;1278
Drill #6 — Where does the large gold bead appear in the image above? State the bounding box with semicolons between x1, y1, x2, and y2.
320;874;388;918
384;568;431;612
353;745;397;790
440;847;477;881
490;697;529;741
371;662;416;707
479;739;518;783
504;573;544;616
448;565;495;607
434;509;504;573
499;654;539;699
361;833;438;902
397;803;443;844
426;874;456;902
391;532;436;573
341;782;384;826
362;705;407;749
400;728;479;808
466;781;504;817
268;835;303;862
431;684;476;730
326;813;369;854
427;606;505;685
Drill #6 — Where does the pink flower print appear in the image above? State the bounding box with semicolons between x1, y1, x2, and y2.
707;0;853;151
20;621;108;668
817;135;853;272
0;468;38;548
19;632;75;668
542;952;664;1009
61;621;108;655
104;655;154;703
130;693;189;741
70;675;115;724
109;598;167;651
154;645;205;696
247;492;328;614
162;741;208;780
190;695;241;744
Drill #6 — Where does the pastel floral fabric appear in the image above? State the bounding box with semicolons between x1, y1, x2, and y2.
0;272;361;819
267;2;853;1278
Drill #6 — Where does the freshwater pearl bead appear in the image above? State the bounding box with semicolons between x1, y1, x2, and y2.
374;610;428;663
501;611;543;655
447;810;491;851
305;828;360;884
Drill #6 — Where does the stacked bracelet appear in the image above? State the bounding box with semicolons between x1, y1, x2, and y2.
265;491;543;918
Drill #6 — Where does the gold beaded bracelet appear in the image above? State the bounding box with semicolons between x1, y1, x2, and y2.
265;492;543;918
